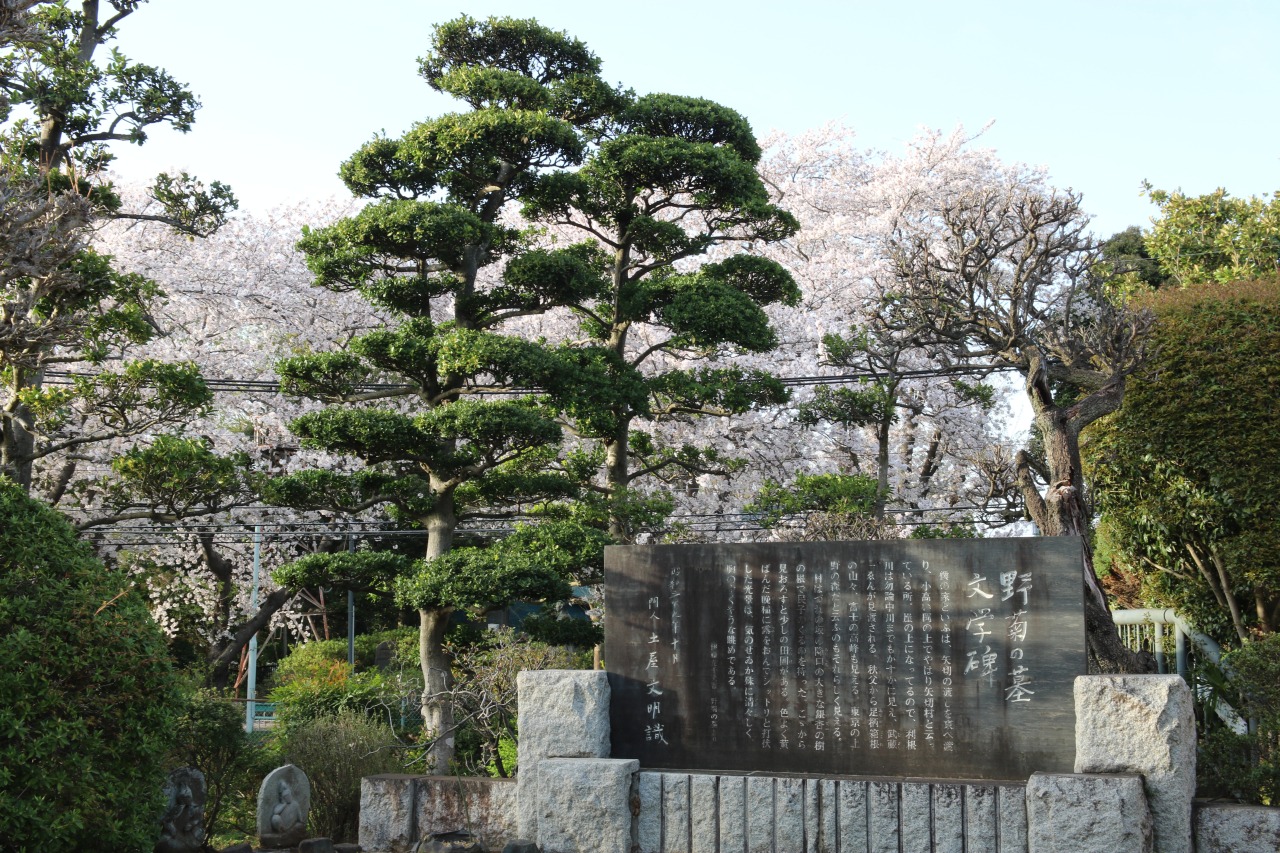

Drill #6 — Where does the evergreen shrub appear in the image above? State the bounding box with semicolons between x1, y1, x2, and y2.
278;711;404;842
0;479;182;851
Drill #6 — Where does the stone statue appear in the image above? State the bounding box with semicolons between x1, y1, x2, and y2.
271;780;304;834
257;764;311;848
155;767;206;853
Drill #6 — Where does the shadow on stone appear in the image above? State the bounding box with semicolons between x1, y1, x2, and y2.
417;829;486;852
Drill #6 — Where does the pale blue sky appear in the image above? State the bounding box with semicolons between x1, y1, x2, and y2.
108;0;1280;237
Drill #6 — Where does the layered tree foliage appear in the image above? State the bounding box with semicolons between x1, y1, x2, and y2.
522;92;801;540
1088;277;1280;645
270;16;620;769
0;1;234;490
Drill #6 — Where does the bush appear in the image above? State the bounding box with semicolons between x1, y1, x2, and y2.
1198;633;1280;804
446;628;582;777
277;711;405;841
0;479;182;851
271;627;417;680
267;628;422;737
168;688;275;844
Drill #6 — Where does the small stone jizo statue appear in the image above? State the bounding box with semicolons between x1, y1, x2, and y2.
257;764;311;848
155;767;206;853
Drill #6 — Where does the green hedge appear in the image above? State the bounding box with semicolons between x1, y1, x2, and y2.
0;479;182;851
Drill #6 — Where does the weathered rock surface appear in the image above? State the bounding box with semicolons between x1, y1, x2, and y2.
1074;675;1195;853
965;784;997;853
359;774;417;853
1194;802;1280;853
501;841;539;853
635;772;662;853
689;773;718;853
1027;772;1152;853
534;758;637;853
417;776;516;852
661;773;690;853
516;670;610;760
298;838;335;853
868;780;899;853
515;670;610;841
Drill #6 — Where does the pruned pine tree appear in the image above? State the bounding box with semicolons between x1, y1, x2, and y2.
522;93;802;540
269;16;622;770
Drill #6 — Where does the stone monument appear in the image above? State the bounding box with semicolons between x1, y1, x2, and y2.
257;764;311;848
605;537;1089;780
155;767;206;853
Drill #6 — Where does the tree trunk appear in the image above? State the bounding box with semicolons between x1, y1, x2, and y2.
419;484;458;770
419;605;456;771
604;414;633;542
207;588;293;689
874;415;891;520
1020;369;1155;673
2;368;38;490
604;301;634;543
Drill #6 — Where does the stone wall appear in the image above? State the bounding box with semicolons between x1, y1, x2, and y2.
357;672;1280;853
1194;802;1280;853
358;775;515;853
635;772;1027;853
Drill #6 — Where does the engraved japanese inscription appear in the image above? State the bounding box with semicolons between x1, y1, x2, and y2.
605;538;1087;780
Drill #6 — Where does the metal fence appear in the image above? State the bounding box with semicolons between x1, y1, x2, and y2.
1113;608;1246;734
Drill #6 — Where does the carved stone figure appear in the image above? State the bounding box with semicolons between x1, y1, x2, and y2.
155;767;206;853
257;764;311;848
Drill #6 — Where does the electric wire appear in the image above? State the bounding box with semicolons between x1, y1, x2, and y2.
42;363;1018;394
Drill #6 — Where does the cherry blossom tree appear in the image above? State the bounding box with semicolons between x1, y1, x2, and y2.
53;196;380;686
668;126;1019;540
864;129;1154;671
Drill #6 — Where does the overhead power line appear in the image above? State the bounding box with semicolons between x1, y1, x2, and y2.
44;363;1017;394
78;504;1014;547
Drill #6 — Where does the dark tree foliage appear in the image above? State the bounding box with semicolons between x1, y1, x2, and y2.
1088;277;1280;646
0;476;182;851
271;16;623;770
1;2;233;493
522;91;801;540
1097;225;1170;290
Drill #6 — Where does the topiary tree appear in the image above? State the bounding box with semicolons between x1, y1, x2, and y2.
269;15;622;770
521;91;801;541
0;476;183;851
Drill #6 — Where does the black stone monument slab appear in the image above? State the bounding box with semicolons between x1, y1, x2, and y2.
605;538;1087;781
